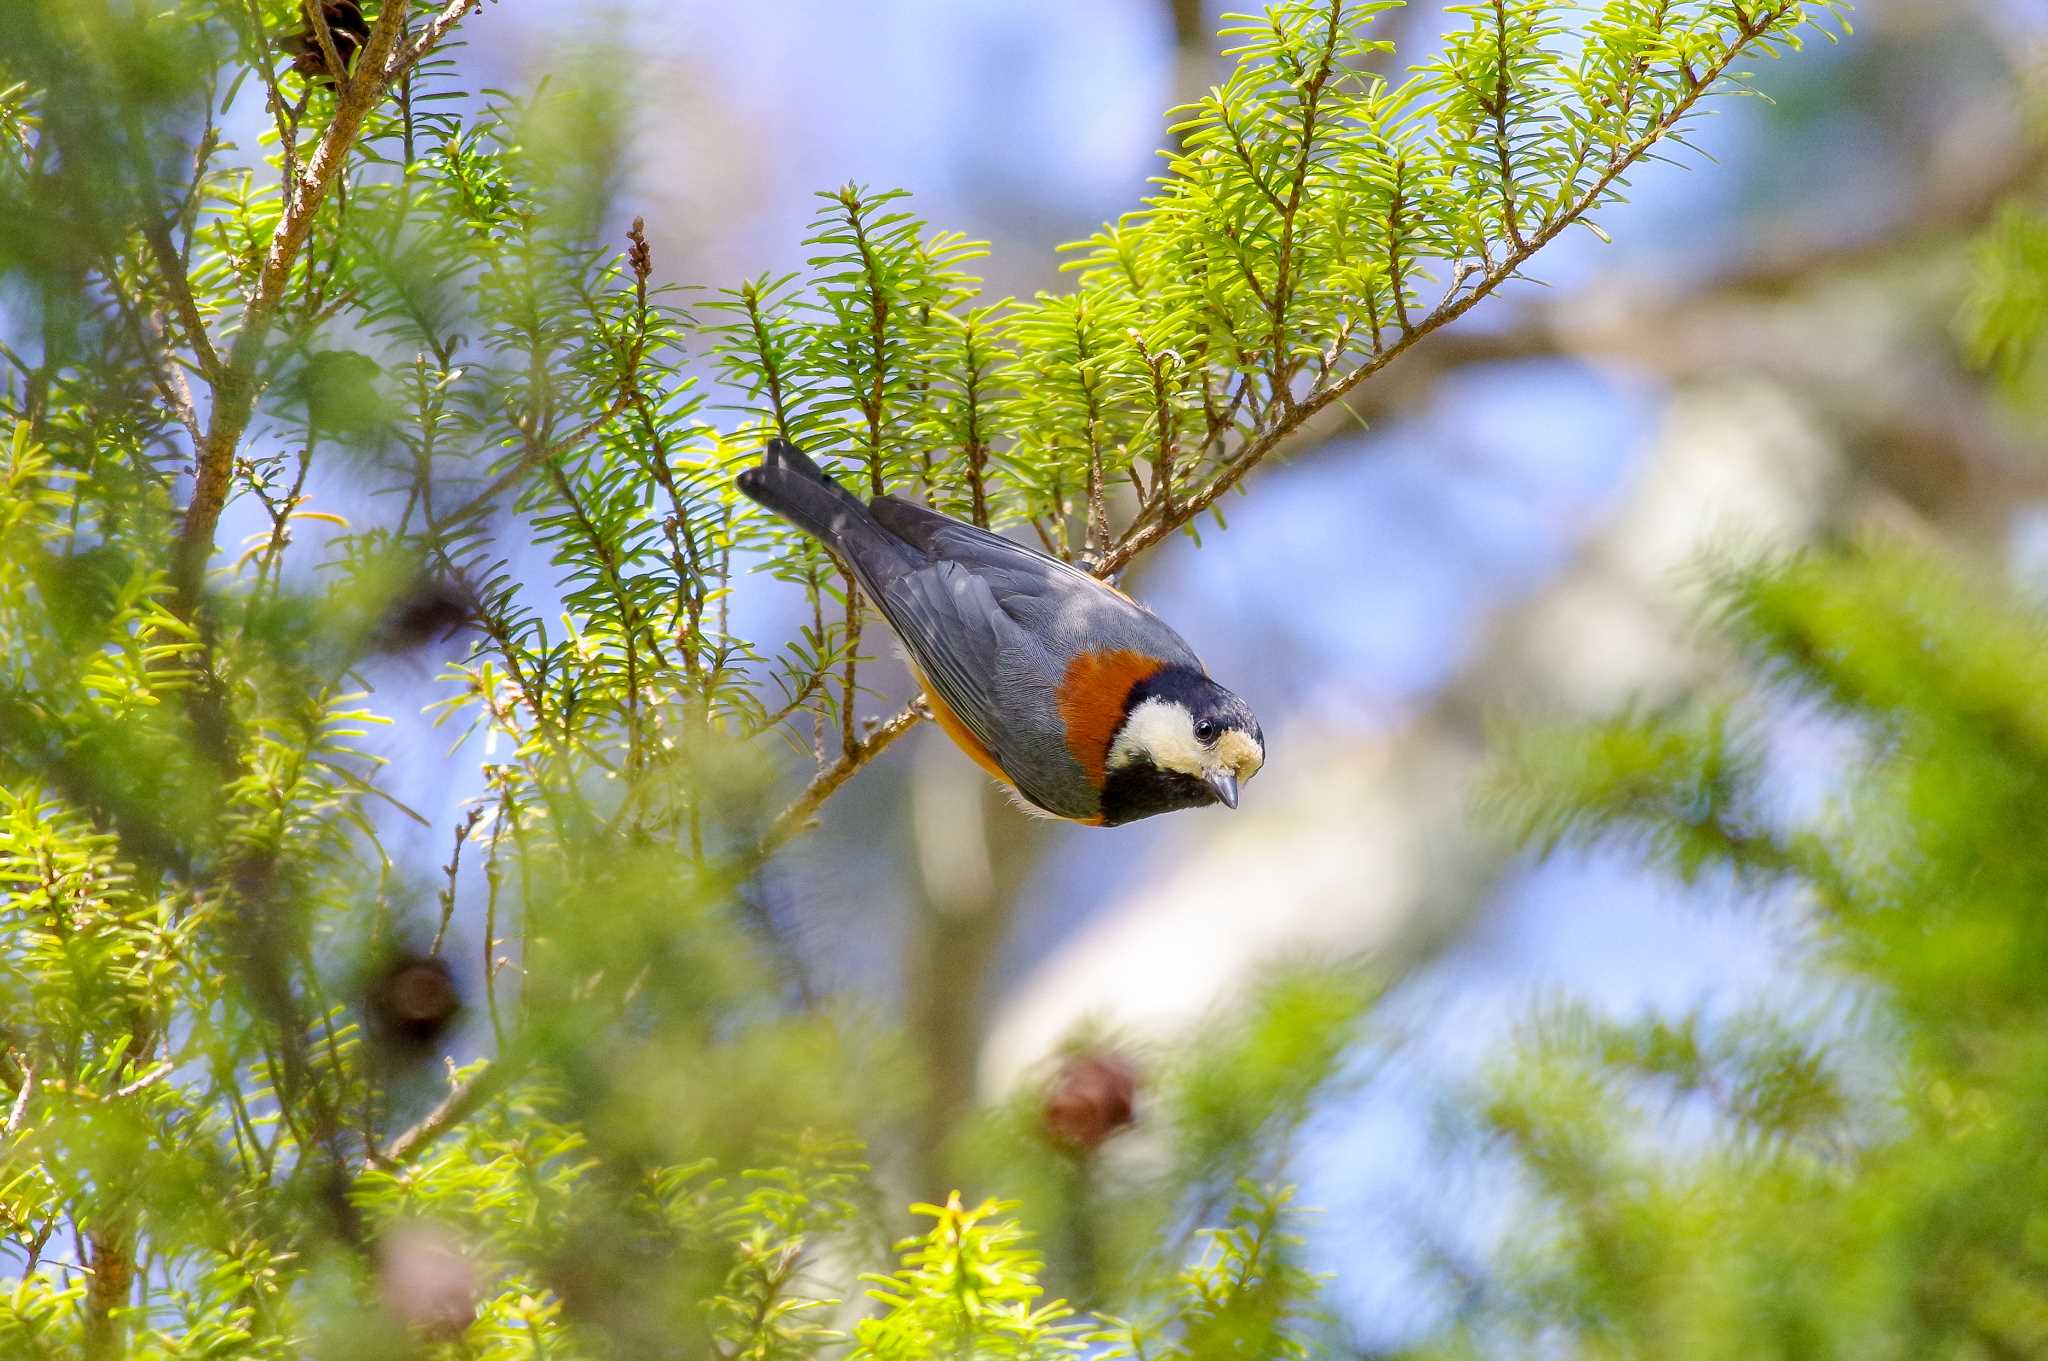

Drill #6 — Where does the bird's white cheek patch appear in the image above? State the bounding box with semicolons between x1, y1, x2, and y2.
1107;697;1206;777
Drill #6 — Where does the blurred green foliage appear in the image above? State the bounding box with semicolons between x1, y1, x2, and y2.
1427;120;2048;1350
1457;538;2048;1354
0;0;1841;1355
1960;75;2047;427
1963;201;2048;424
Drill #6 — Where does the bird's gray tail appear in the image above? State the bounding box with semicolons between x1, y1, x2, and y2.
736;439;916;587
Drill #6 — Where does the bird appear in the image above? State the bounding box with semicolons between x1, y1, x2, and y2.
737;439;1264;826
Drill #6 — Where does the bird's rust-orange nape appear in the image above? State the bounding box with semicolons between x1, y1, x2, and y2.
1057;648;1165;789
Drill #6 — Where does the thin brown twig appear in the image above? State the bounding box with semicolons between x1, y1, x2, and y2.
754;705;923;865
747;669;828;740
1487;0;1531;253
110;1061;173;1101
1265;0;1345;404
387;0;484;82
375;1057;514;1167
430;246;655;531
303;0;349;87
5;1058;32;1135
430;807;485;956
140;217;223;380
1137;349;1179;523
237;0;304;199
838;577;863;757
482;798;509;1051
96;253;205;448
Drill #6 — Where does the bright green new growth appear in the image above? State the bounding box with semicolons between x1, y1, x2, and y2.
852;1195;1081;1360
0;0;1844;1355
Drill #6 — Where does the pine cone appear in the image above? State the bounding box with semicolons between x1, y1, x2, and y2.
286;0;370;88
367;578;476;655
365;953;461;1058
1043;1052;1137;1152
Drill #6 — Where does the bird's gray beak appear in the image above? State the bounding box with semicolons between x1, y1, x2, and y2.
1205;769;1239;809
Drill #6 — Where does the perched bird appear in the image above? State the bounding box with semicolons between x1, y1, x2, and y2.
738;439;1264;826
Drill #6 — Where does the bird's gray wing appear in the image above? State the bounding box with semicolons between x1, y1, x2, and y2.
875;561;1095;818
869;496;1203;670
881;564;1008;757
871;496;1101;588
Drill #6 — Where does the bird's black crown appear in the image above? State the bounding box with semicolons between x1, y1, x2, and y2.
1124;665;1263;747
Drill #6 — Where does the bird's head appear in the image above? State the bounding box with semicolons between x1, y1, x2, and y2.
1100;665;1264;824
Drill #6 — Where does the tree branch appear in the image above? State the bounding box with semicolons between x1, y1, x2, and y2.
387;0;486;83
369;706;924;1158
1254;107;2048;509
171;0;480;613
1099;8;1783;575
428;234;655;532
375;1057;515;1167
140;216;222;380
1266;0;1345;398
755;704;923;863
1486;0;1531;252
4;1058;32;1136
373;685;908;1165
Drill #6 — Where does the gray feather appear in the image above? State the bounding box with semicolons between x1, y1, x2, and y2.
869;496;1202;669
737;442;917;590
875;565;1083;816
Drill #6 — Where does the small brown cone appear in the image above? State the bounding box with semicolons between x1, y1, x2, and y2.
285;0;370;88
376;1220;477;1341
365;953;461;1059
1043;1052;1137;1153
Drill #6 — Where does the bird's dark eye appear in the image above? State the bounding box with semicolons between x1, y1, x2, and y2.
1194;718;1218;742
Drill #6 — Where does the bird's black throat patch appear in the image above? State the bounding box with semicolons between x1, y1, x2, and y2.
1098;758;1217;826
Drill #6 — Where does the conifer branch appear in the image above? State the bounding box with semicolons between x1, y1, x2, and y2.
140;216;222;381
1266;0;1345;399
389;0;486;81
377;1058;515;1167
304;0;350;87
1099;6;1795;576
0;0;1871;1343
172;0;481;613
1486;0;1531;252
